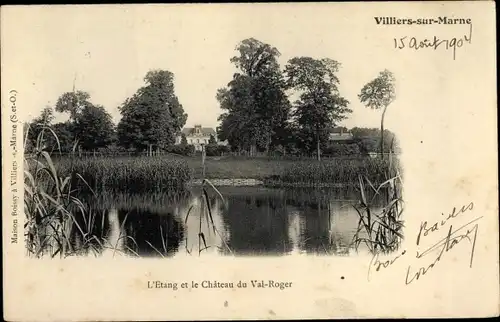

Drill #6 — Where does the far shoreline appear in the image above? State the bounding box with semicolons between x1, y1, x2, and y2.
188;178;359;189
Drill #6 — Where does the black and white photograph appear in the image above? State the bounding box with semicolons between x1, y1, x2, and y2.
22;29;403;259
2;3;498;321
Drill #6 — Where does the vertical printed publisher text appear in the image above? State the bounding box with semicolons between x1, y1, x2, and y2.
9;90;19;244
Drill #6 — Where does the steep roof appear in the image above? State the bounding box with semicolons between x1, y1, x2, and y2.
181;127;216;136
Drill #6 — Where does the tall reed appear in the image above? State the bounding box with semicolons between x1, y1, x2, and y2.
53;156;192;193
24;126;135;257
351;149;404;254
275;157;393;187
183;171;233;256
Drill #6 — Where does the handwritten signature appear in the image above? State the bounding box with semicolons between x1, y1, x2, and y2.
393;23;472;60
367;249;406;281
366;202;481;285
405;216;482;285
416;202;474;246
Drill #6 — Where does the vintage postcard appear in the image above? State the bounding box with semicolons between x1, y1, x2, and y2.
2;2;498;321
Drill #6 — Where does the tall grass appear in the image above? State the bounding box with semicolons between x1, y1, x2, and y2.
351;151;404;254
53;156;192;193
24;126;136;257
274;157;393;187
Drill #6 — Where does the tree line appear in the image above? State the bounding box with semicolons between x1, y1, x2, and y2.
216;38;396;159
216;38;351;159
26;37;397;158
25;70;188;154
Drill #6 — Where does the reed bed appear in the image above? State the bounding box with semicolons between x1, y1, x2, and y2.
24;127;137;258
52;156;192;193
351;152;404;254
24;127;189;258
275;157;394;186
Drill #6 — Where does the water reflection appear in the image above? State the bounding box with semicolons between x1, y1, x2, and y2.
74;186;383;257
117;208;184;257
181;195;229;255
220;192;292;255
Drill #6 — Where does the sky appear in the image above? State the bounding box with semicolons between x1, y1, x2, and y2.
2;4;406;131
3;2;487;137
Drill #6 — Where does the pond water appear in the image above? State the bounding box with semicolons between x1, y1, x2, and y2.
76;186;385;258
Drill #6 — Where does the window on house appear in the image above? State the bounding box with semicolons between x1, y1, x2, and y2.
197;139;200;143
190;139;193;144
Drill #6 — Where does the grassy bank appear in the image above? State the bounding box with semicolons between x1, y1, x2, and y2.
166;154;396;186
193;156;291;180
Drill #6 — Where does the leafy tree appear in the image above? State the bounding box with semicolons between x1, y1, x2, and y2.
217;38;291;155
117;70;187;151
324;142;361;156
351;127;381;139
52;90;116;152
169;144;195;156
26;106;55;151
229;38;280;78
45;122;77;153
351;127;400;155
55;91;93;122
205;143;219;156
180;133;188;145
358;69;396;156
358;137;379;154
208;134;217;145
29;106;54;134
217;78;259;153
253;67;291;151
285;57;351;160
38;106;55;125
73;104;115;150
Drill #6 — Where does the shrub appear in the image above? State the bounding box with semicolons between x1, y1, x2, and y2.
169;144;195;156
205;144;219;156
205;144;231;156
323;142;362;157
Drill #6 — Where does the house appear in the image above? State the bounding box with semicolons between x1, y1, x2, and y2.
176;125;214;151
176;125;227;151
328;127;354;142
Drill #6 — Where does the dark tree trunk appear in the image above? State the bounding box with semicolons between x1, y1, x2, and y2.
266;130;271;156
316;130;321;162
380;105;388;159
201;145;206;178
